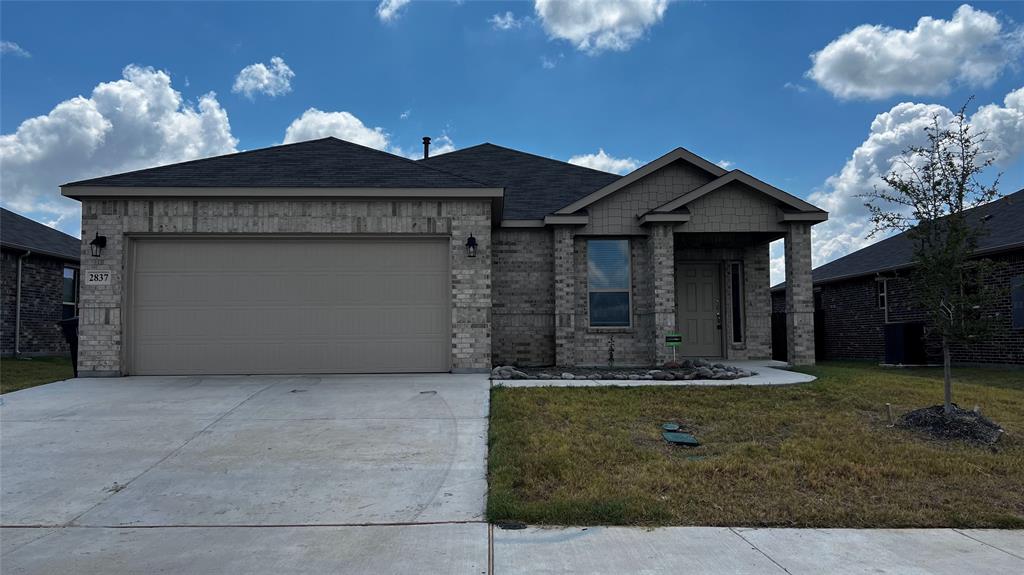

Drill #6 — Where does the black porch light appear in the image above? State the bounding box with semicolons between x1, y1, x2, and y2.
89;232;107;257
465;233;478;258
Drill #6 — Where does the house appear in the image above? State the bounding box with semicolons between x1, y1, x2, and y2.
1;208;82;357
60;137;827;377
771;189;1024;366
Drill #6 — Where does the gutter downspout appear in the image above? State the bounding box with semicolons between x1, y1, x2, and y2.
15;250;32;357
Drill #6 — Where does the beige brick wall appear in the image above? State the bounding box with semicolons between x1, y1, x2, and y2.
78;198;491;375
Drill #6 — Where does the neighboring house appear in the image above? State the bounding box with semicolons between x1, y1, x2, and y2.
771;189;1024;366
60;137;827;377
1;208;82;357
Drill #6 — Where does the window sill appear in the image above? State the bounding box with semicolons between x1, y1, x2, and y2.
587;327;634;334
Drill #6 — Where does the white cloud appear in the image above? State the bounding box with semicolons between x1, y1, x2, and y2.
716;159;733;169
534;0;668;54
283;109;389;149
783;81;807;93
808;4;1022;100
568;149;640;174
770;87;1024;285
232;56;294;99
377;0;411;23
541;56;557;69
490;11;525;30
0;65;237;236
0;41;30;57
400;109;411;120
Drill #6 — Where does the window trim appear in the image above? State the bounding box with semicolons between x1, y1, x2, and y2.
730;261;744;343
62;265;79;319
587;238;632;329
876;278;887;310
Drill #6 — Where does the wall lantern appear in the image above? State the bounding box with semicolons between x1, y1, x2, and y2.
465;233;478;258
88;232;107;258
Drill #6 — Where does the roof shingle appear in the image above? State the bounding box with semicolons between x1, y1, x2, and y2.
1;208;81;261
63;137;489;189
420;143;621;220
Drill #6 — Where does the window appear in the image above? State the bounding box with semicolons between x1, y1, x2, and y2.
1012;275;1024;330
876;278;887;310
588;239;631;327
62;266;78;319
730;262;743;343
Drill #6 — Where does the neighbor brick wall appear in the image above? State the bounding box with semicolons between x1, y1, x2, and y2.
77;198;492;375
773;249;1024;365
491;228;555;366
1;250;73;357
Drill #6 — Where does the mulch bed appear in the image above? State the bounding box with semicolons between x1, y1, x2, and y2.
897;404;1005;445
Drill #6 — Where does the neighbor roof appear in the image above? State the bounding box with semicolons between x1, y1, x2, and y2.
773;189;1024;290
62;137;489;190
420;143;621;220
1;208;81;261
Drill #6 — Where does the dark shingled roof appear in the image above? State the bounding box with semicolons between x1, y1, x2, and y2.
1;208;81;261
773;189;1024;290
420;143;622;220
63;137;489;189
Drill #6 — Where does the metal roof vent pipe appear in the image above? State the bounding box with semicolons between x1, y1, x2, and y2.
422;136;431;159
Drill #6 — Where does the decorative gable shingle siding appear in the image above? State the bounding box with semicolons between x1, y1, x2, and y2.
1;251;70;356
580;162;714;236
491;228;555;366
680;183;787;234
77;198;492;375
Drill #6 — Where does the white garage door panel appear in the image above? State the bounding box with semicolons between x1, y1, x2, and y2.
130;238;450;375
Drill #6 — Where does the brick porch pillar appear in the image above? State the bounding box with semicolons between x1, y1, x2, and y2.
553;226;576;367
784;222;815;365
650;223;677;365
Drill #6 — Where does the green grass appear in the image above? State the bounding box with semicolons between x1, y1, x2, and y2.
488;361;1024;528
1;356;74;394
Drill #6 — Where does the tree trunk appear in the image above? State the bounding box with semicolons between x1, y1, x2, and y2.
942;336;953;414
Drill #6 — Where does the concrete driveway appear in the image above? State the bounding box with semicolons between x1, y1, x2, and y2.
0;374;490;574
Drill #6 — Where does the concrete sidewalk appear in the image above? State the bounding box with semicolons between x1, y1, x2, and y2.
494;360;816;387
493;526;1024;574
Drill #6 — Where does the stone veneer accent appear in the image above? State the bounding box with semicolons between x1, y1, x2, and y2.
650;224;677;365
77;198;491;376
553;226;577;366
784;222;815;365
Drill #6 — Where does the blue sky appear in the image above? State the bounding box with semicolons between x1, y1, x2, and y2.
2;1;1023;281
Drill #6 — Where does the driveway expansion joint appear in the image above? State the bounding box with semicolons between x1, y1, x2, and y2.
728;527;793;574
954;529;1024;561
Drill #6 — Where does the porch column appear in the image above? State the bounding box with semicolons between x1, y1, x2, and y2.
553;226;576;367
784;222;815;365
650;223;677;365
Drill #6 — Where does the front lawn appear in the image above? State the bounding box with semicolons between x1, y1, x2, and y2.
488;361;1024;528
1;356;74;394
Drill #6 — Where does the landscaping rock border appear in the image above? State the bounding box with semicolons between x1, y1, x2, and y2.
491;359;756;381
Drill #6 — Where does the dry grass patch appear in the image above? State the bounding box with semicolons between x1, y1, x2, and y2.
487;362;1024;527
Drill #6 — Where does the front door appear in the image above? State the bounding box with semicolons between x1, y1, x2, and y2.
676;263;722;357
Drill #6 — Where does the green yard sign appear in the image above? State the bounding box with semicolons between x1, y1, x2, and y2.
665;333;682;348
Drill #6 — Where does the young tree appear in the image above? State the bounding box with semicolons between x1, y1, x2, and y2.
862;101;1001;415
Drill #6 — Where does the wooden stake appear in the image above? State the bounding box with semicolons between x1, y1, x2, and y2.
886;403;895;427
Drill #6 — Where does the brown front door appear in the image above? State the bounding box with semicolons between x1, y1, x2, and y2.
676;263;722;357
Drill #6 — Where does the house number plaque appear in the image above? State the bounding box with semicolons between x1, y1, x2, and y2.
85;270;112;285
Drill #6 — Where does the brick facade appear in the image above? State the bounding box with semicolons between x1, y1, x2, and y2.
77;198;492;376
1;250;75;357
784;223;816;365
772;249;1024;365
491;228;555;366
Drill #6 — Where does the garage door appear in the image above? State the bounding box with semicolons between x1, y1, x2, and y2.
128;237;450;375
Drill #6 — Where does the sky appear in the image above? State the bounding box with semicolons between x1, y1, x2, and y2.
2;1;1023;283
